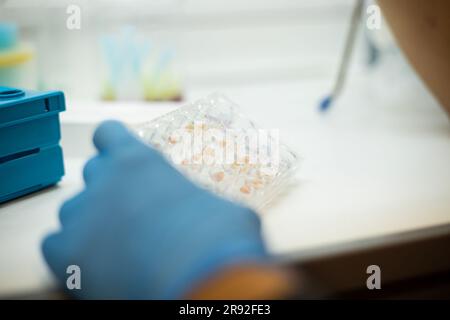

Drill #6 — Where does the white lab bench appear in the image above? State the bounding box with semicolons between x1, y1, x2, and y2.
1;76;449;297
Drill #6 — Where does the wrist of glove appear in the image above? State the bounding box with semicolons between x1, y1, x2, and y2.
42;120;268;299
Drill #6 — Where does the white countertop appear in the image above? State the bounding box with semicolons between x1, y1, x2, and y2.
1;75;450;297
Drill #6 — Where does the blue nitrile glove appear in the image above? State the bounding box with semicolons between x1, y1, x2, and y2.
42;120;268;299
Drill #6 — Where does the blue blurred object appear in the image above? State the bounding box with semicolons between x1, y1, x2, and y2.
0;87;65;203
0;24;17;50
42;121;268;299
319;95;333;112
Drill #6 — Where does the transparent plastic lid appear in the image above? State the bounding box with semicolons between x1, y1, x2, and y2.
135;93;299;209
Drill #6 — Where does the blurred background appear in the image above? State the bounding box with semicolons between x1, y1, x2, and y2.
0;0;410;102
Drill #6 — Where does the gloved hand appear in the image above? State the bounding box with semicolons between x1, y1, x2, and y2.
42;120;268;299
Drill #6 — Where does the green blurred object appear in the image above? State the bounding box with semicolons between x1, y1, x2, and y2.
100;27;183;102
0;23;36;89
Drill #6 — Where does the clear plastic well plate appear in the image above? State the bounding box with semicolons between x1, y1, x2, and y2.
135;93;298;209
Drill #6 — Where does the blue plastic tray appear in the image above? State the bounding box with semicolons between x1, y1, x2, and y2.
0;86;65;203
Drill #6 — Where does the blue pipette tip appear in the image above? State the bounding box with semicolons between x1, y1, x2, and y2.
319;95;333;112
